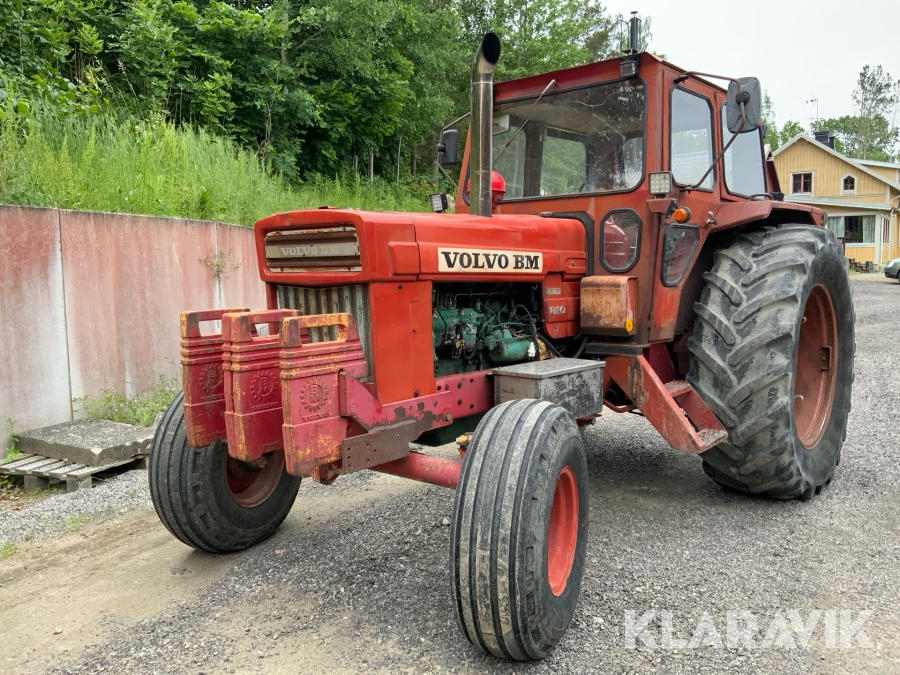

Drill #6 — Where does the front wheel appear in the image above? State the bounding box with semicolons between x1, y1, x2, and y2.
450;399;588;660
149;392;301;553
688;223;855;499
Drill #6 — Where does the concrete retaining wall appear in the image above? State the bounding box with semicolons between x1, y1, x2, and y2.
0;205;266;441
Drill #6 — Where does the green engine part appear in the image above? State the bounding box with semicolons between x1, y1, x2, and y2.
485;328;533;364
432;296;533;376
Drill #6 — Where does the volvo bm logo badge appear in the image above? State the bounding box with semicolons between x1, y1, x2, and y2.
437;247;542;274
264;241;359;258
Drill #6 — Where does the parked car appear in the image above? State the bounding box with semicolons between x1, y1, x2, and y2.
885;258;900;280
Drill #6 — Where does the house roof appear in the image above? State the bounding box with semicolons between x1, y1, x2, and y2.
773;134;900;192
858;158;900;170
784;195;892;212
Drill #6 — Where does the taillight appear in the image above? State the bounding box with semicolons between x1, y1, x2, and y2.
661;224;699;286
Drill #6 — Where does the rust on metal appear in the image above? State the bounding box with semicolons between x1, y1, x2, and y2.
277;313;495;478
580;276;637;337
180;307;248;448
223;309;300;461
280;313;369;476
604;355;727;453
341;419;418;473
371;451;463;489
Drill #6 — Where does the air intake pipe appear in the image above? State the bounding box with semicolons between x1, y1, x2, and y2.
469;33;501;217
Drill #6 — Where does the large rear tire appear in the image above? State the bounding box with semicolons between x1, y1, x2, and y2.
149;392;301;553
687;223;854;499
450;399;588;660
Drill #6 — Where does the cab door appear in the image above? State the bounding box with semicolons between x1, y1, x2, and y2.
647;79;719;342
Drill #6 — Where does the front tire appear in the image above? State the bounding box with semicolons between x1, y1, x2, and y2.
687;223;855;499
149;392;301;553
450;399;588;660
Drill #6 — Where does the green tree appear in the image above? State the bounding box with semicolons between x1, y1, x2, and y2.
0;0;103;116
778;120;805;148
810;66;899;161
761;90;780;150
851;65;898;160
0;0;634;180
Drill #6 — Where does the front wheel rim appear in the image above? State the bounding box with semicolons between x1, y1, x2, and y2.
794;283;838;449
547;465;579;596
225;451;284;507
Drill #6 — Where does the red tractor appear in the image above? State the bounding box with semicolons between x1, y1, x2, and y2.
150;20;854;661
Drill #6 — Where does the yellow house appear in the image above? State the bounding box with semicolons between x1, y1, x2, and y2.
773;132;900;267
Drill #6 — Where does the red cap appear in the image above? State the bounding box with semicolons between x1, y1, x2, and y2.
465;171;506;196
490;170;506;194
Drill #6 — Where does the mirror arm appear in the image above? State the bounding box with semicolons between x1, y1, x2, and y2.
438;163;458;191
683;117;745;191
674;71;743;95
494;78;557;164
440;113;470;136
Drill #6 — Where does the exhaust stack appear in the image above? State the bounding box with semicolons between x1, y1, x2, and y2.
469;33;501;217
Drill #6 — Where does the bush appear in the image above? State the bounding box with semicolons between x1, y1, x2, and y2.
0;107;432;224
75;375;181;427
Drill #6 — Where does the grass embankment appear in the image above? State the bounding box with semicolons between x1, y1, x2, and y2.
0;111;432;224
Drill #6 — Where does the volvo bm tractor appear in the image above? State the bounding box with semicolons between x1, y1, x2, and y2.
150;20;854;660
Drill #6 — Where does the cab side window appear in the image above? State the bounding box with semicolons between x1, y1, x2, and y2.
721;106;766;196
670;88;715;190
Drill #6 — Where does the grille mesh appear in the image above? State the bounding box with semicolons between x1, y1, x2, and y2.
276;285;372;377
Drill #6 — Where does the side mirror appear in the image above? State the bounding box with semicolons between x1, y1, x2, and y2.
725;77;762;133
437;129;458;167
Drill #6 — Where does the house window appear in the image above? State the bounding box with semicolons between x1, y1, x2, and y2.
884;217;891;245
842;175;856;193
791;172;813;194
825;216;844;238
843;215;876;243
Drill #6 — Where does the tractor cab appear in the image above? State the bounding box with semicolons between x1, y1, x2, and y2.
437;19;796;351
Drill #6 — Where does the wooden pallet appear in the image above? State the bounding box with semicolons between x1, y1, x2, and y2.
0;453;147;492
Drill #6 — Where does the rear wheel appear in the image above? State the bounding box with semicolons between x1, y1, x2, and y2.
149;392;301;553
450;399;588;660
687;223;855;499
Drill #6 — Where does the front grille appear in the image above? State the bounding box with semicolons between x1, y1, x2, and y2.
265;227;361;272
277;284;372;379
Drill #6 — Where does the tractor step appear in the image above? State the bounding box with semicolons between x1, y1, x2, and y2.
663;380;693;399
605;356;727;453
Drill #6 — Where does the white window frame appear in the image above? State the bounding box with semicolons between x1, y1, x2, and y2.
840;212;879;246
841;173;857;195
790;171;814;195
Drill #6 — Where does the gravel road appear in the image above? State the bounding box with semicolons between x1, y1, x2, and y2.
2;276;898;675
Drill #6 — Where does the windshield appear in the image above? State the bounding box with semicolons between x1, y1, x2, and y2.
491;79;646;200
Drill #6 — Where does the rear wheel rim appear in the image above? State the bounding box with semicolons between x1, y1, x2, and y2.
225;451;284;507
794;283;838;449
547;465;579;596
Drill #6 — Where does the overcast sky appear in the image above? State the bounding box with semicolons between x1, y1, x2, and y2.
604;0;900;128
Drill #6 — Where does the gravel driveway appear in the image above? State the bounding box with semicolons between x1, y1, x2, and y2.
2;276;898;675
